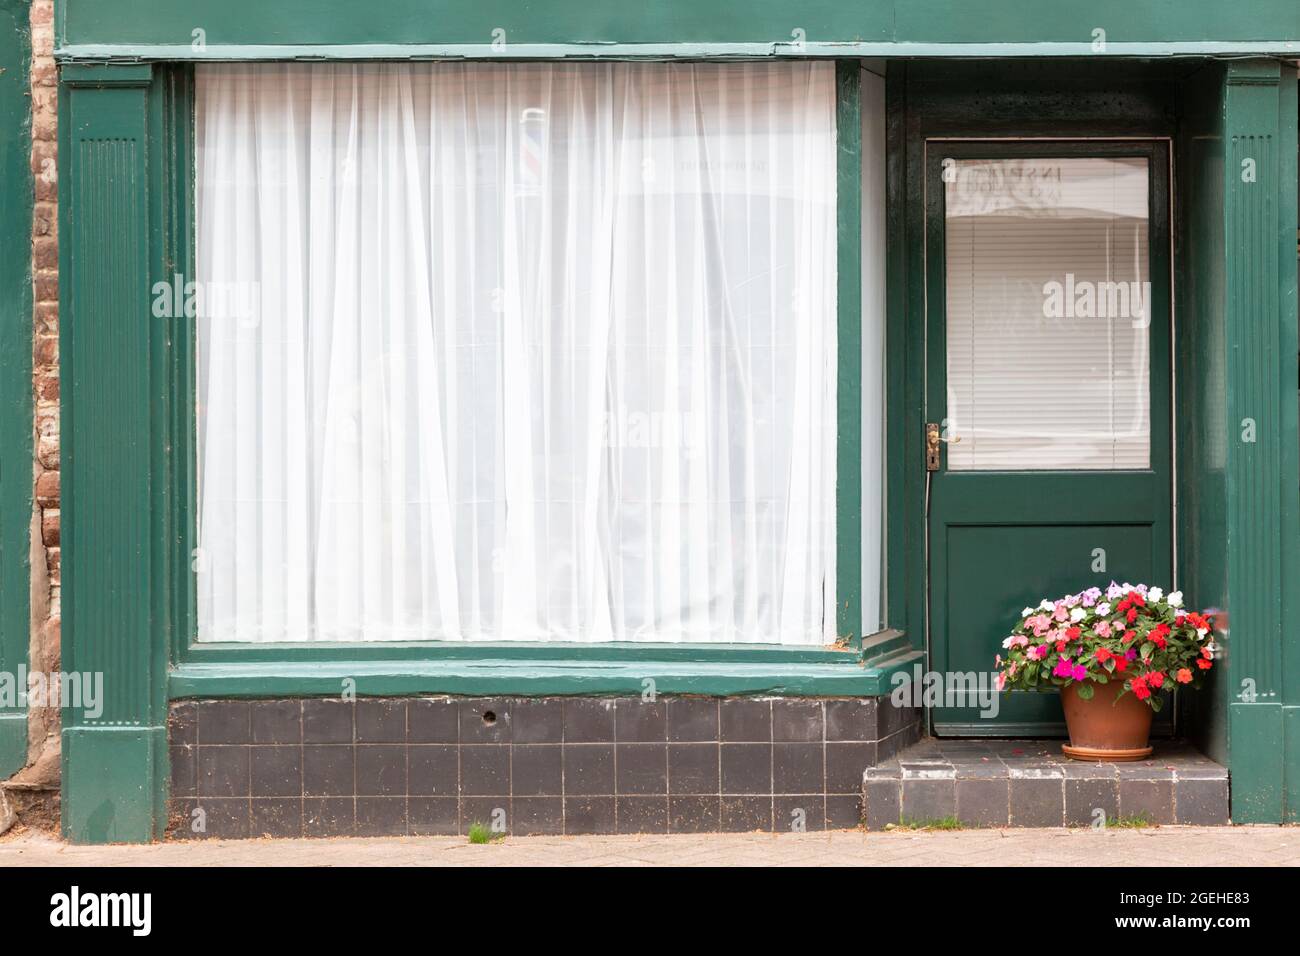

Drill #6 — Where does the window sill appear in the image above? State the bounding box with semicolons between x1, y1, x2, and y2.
168;635;921;699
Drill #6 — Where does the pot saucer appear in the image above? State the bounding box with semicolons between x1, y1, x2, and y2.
1062;743;1153;762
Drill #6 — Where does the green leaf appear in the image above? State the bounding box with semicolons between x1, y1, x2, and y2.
1149;695;1164;713
1076;682;1095;700
1093;672;1109;684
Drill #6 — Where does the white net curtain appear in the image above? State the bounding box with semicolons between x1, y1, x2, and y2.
194;61;838;644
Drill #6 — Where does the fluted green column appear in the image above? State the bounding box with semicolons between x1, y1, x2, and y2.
59;62;169;842
1221;59;1300;823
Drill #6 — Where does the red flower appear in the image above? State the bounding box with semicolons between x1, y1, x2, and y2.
1147;671;1165;689
1066;627;1082;640
1151;634;1167;650
1114;658;1128;672
1126;608;1138;623
1132;678;1151;701
1201;646;1213;659
1122;630;1137;643
1176;668;1193;684
1197;658;1212;670
1095;647;1112;663
1131;592;1146;608
1056;641;1067;653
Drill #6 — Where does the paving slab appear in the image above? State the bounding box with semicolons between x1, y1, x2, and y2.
0;826;1295;867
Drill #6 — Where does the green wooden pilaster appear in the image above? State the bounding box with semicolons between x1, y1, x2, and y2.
59;61;168;842
1221;59;1300;824
0;0;33;777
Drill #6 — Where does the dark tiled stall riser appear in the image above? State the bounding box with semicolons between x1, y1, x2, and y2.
863;739;1229;830
168;696;922;839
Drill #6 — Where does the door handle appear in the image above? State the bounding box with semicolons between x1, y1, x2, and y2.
925;422;960;471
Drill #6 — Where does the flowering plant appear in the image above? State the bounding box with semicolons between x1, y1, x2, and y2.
994;583;1216;711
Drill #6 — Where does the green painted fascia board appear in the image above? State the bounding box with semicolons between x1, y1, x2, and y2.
0;0;33;777
54;0;1300;54
169;649;926;699
54;43;1300;62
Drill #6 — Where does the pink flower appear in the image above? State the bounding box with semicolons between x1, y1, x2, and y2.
1052;658;1073;678
1072;663;1087;680
1025;614;1051;637
1053;604;1069;622
996;672;1007;690
1095;621;1111;638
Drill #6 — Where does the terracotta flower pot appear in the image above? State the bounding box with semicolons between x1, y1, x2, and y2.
1060;680;1154;761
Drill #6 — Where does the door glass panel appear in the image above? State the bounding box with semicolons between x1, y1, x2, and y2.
943;156;1151;471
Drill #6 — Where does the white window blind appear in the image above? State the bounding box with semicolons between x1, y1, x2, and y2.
193;61;838;644
944;156;1151;471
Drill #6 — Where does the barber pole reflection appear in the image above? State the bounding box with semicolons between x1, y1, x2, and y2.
518;107;547;197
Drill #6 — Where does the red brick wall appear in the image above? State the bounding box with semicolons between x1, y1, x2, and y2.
23;0;59;786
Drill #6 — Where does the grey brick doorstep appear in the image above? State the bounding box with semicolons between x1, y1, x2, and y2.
863;738;1228;830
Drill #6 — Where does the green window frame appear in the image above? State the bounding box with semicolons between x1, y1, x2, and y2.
156;59;917;699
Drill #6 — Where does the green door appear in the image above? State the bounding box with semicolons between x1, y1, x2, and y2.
925;141;1173;736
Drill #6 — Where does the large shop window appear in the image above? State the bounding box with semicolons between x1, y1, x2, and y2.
194;62;839;644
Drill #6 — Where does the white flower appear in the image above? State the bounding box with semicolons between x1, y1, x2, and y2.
1097;602;1111;616
1148;587;1163;602
1022;607;1034;618
1069;607;1086;622
1039;600;1053;611
1197;628;1210;640
1203;641;1218;656
1168;590;1184;608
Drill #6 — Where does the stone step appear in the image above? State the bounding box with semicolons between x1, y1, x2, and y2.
862;737;1228;829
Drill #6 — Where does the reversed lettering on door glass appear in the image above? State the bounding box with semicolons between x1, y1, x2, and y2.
944;156;1151;471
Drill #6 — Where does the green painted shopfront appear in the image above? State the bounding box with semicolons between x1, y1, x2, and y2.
0;0;1298;842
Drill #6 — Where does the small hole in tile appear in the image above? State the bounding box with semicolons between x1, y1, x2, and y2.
482;711;497;725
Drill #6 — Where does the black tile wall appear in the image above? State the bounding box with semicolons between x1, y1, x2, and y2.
168;696;922;840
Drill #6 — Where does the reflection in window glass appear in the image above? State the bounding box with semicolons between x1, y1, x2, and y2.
944;156;1151;471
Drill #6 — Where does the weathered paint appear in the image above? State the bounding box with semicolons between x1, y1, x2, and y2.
54;0;1300;58
0;0;33;776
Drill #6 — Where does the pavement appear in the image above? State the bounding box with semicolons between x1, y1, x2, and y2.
1;825;1297;866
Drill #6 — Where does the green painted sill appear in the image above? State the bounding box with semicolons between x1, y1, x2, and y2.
168;631;921;699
